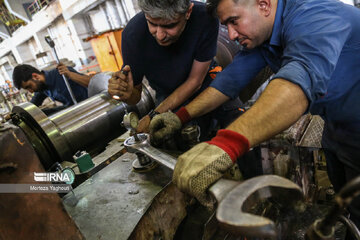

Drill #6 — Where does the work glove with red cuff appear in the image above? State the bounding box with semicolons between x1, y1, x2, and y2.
149;107;191;145
173;129;250;209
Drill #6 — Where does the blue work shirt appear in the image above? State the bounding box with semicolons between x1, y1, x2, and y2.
31;68;88;107
211;0;360;132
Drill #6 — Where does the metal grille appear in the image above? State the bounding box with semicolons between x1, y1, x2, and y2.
27;0;53;17
297;115;324;148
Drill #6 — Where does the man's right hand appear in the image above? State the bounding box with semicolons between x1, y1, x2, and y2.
57;63;70;78
149;112;182;145
108;65;133;101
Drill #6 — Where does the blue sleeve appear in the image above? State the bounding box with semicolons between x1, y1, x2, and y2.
195;18;219;62
274;9;351;104
121;27;144;86
210;48;267;99
30;92;48;106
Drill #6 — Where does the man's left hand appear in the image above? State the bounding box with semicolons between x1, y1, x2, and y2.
173;129;250;208
173;142;234;208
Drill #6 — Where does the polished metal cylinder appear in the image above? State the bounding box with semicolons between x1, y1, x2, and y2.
12;85;155;169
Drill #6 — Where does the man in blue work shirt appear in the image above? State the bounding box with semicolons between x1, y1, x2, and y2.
108;0;243;139
149;0;360;234
13;64;88;114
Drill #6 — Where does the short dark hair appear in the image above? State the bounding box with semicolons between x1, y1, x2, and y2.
206;0;221;17
207;0;242;17
12;64;41;89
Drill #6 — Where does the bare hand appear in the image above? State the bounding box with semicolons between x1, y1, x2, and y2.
57;63;70;77
108;65;134;101
136;115;151;133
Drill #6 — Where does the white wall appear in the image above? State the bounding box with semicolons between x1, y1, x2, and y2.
340;0;354;5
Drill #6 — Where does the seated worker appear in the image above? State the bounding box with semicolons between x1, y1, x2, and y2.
108;0;243;138
13;64;88;114
151;0;360;237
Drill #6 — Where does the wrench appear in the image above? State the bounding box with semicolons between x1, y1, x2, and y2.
124;133;304;238
216;175;304;238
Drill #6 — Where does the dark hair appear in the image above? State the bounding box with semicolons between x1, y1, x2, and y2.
207;0;242;17
138;0;190;19
206;0;221;17
12;64;41;89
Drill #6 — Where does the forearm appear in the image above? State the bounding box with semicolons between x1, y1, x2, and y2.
67;72;91;88
185;87;229;118
226;78;309;147
155;80;202;113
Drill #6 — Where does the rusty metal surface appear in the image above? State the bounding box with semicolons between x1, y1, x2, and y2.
128;183;188;240
275;114;312;144
271;114;324;148
0;123;83;240
62;152;173;240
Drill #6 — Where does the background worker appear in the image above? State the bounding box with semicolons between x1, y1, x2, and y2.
57;63;111;97
13;64;88;114
150;0;360;235
108;0;243;138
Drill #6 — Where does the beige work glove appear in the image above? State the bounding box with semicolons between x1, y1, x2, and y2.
173;142;233;209
173;129;250;209
149;111;182;145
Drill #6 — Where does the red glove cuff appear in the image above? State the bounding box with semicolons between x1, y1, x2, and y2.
176;107;192;125
207;129;250;163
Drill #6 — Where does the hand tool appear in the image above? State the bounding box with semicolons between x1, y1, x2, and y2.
44;35;77;104
124;133;304;239
216;174;304;239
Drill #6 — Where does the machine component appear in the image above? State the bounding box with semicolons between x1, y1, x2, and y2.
216;25;242;68
124;133;305;239
122;112;157;171
123;111;139;131
216;175;303;239
0;122;84;239
62;152;174;240
124;133;177;170
11;85;155;170
73;151;94;173
181;125;200;148
355;0;360;8
45;35;77;104
306;176;360;240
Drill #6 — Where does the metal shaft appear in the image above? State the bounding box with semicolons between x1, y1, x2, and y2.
12;85;155;169
45;35;77;105
51;47;78;104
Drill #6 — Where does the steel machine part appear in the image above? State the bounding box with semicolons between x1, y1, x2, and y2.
11;86;155;170
216;175;304;239
124;133;304;239
355;0;360;8
0;123;84;240
306;176;360;240
122;110;157;171
45;35;77;104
